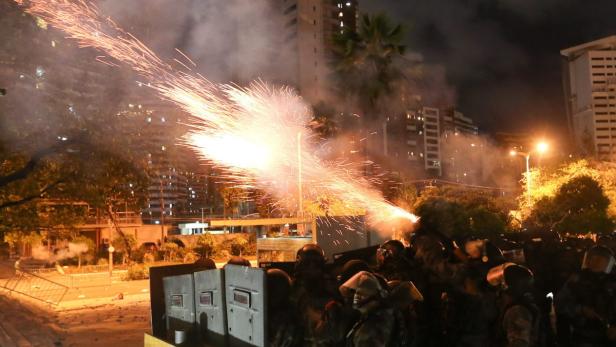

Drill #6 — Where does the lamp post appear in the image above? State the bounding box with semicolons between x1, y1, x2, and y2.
510;141;549;206
297;132;304;235
108;245;114;277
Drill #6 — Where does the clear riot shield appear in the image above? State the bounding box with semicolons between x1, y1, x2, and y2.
194;268;227;341
163;273;196;343
224;264;267;347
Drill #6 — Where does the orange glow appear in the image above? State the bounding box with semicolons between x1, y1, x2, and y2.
536;141;549;154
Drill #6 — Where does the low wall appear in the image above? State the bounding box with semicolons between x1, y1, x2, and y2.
256;237;312;262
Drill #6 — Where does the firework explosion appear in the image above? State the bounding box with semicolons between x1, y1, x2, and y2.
15;0;418;233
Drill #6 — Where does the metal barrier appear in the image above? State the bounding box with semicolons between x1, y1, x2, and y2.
2;269;68;305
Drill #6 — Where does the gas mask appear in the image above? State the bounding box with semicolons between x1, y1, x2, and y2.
339;271;387;313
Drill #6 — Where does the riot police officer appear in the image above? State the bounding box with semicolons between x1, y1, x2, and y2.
267;268;302;347
488;263;542;347
339;271;406;346
375;240;414;282
555;246;616;347
291;244;339;346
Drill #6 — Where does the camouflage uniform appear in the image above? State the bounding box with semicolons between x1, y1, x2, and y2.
269;308;304;347
411;233;467;347
346;307;399;347
291;280;340;347
412;233;467;285
555;270;616;347
500;303;540;347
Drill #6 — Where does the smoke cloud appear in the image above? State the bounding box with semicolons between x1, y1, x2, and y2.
97;0;294;84
360;0;615;134
31;242;90;262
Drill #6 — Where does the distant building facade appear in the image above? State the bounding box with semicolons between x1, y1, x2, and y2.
279;0;359;104
382;105;479;179
562;35;616;159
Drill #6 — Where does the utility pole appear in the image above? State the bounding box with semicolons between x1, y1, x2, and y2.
159;177;165;241
297;132;304;235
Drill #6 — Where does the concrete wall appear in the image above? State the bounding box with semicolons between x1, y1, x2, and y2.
98;225;170;246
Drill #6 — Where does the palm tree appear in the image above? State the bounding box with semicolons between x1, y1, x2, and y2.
331;13;406;119
309;102;339;138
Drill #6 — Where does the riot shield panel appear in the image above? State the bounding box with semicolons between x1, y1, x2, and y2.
194;269;227;339
163;273;196;341
224;264;267;347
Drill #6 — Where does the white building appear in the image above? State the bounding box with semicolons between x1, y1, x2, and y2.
421;107;442;176
561;35;616;159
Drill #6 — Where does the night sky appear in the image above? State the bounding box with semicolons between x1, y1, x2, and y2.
362;0;616;139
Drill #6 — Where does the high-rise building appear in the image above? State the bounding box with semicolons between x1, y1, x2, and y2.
279;0;359;104
561;35;616;159
384;105;480;179
440;107;479;136
0;2;114;142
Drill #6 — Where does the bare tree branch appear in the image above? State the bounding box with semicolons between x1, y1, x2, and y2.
0;179;64;209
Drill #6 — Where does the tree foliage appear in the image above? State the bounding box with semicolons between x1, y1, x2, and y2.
521;159;616;217
220;186;245;217
413;186;515;239
0;4;149;246
526;175;613;235
304;194;364;217
331;13;406;118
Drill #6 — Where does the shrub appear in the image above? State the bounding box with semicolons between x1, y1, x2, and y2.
130;247;146;263
111;234;138;263
143;252;156;263
161;242;180;261
123;264;149;281
183;252;198;263
195;233;215;258
229;237;248;256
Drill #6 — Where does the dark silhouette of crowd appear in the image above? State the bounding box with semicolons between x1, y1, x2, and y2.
260;230;616;347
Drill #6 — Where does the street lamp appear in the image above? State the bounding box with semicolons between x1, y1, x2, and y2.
510;141;549;206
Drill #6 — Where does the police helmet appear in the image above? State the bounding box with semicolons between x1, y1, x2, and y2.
226;256;251;267
267;268;292;308
296;243;326;266
582;245;615;274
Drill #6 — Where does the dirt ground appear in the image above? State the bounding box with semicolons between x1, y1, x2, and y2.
0;260;152;347
55;294;151;347
0;288;152;347
0;259;256;346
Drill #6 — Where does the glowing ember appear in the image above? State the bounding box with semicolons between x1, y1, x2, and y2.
15;0;418;232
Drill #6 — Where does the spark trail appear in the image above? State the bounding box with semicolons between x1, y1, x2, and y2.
15;0;418;232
